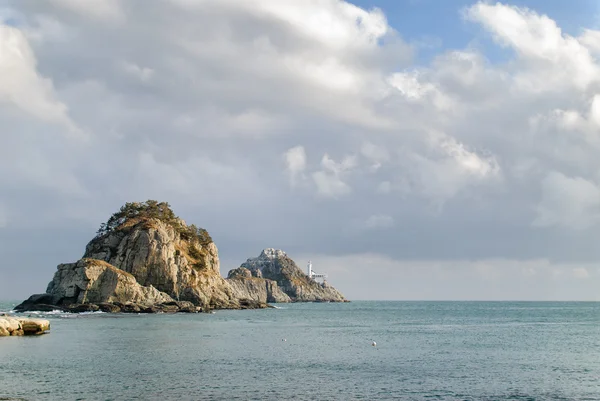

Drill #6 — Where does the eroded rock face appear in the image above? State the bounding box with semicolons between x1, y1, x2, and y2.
229;249;347;302
227;267;291;303
45;258;174;306
82;219;237;308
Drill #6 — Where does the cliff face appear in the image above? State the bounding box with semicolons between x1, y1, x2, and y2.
228;248;347;302
82;219;235;308
227;267;291;303
46;258;175;306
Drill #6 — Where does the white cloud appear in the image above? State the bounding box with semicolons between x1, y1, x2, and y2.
572;267;589;279
531;94;600;150
364;214;394;229
400;134;500;205
533;172;600;230
284;146;307;187
465;2;599;91
578;29;600;55
121;61;154;82
0;24;81;136
361;142;389;171
173;0;391;52
4;0;600;300
312;153;355;198
313;171;351;198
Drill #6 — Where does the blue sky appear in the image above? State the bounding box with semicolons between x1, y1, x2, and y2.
352;0;600;64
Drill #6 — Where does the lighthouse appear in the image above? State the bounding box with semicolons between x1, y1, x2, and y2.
307;260;328;281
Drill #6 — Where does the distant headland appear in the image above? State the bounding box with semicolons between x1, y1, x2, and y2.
15;200;347;313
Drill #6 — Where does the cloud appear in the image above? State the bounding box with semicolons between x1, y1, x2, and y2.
0;24;80;136
48;0;124;22
290;252;600;300
464;2;599;91
579;29;600;55
572;267;589;279
361;142;389;171
312;153;355;198
376;181;392;194
364;214;394;229
121;61;154;82
533;172;600;230
284;146;307;187
3;0;600;300
0;203;6;228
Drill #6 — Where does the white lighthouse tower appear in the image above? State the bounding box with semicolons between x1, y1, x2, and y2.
307;260;328;281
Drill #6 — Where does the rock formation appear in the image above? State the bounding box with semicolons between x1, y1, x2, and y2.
227;267;292;303
0;315;50;336
16;201;266;313
15;201;347;313
227;248;347;303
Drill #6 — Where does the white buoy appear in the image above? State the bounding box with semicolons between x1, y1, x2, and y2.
282;338;287;342
372;341;376;347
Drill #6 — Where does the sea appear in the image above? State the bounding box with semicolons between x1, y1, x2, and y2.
0;301;598;401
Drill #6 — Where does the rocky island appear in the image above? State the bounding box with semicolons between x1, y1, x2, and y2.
228;248;346;303
15;201;347;314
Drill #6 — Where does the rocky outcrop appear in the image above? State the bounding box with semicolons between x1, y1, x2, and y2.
15;202;346;313
0;315;50;336
81;219;237;308
48;258;175;306
227;267;291;303
15;201;257;313
227;248;347;302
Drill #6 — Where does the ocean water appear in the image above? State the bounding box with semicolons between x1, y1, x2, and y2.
0;301;599;401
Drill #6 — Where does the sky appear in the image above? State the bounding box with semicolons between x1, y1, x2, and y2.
1;0;600;301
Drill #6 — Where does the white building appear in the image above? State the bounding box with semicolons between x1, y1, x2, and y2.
307;260;327;281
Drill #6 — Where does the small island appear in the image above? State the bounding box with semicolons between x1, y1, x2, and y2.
15;201;347;314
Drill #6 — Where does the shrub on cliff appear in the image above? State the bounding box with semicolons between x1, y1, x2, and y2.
95;200;212;245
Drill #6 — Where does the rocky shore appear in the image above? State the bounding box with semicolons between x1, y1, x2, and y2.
0;315;50;336
15;201;347;314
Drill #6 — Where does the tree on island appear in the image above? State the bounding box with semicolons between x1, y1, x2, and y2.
95;200;212;245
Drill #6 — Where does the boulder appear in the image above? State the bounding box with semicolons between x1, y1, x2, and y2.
0;316;50;336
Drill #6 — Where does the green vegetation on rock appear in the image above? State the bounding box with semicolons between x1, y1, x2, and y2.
95;200;212;245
